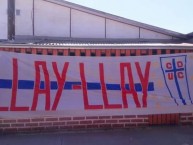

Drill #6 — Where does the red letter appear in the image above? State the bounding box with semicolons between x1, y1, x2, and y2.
120;63;141;108
168;73;173;80
178;72;184;79
177;61;183;68
51;62;69;110
10;58;29;111
166;62;172;69
135;62;151;107
31;61;50;111
80;63;103;110
99;63;122;109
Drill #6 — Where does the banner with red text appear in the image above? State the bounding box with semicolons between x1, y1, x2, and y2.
0;51;193;118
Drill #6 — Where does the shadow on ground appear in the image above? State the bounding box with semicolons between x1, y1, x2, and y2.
0;126;193;145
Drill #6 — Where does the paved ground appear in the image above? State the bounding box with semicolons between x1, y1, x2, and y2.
0;126;193;145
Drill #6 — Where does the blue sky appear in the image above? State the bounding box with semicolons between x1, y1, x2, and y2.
65;0;193;34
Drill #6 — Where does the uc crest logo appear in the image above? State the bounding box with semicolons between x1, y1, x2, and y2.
160;55;193;105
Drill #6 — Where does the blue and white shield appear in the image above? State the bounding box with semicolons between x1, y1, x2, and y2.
160;55;192;105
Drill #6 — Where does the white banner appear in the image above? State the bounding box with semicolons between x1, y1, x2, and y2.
0;51;193;118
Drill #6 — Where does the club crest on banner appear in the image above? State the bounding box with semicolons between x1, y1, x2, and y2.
160;55;193;105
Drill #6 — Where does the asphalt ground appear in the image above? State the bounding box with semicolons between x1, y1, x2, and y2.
0;126;193;145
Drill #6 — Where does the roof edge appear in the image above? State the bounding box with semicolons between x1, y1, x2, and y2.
12;35;185;44
44;0;187;39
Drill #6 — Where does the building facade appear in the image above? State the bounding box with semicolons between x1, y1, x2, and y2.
1;0;192;41
0;0;193;133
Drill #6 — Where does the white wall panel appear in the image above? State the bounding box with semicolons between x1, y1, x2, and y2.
34;0;70;37
106;19;139;38
140;28;172;39
0;0;8;39
15;0;33;36
71;10;105;38
13;0;174;40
